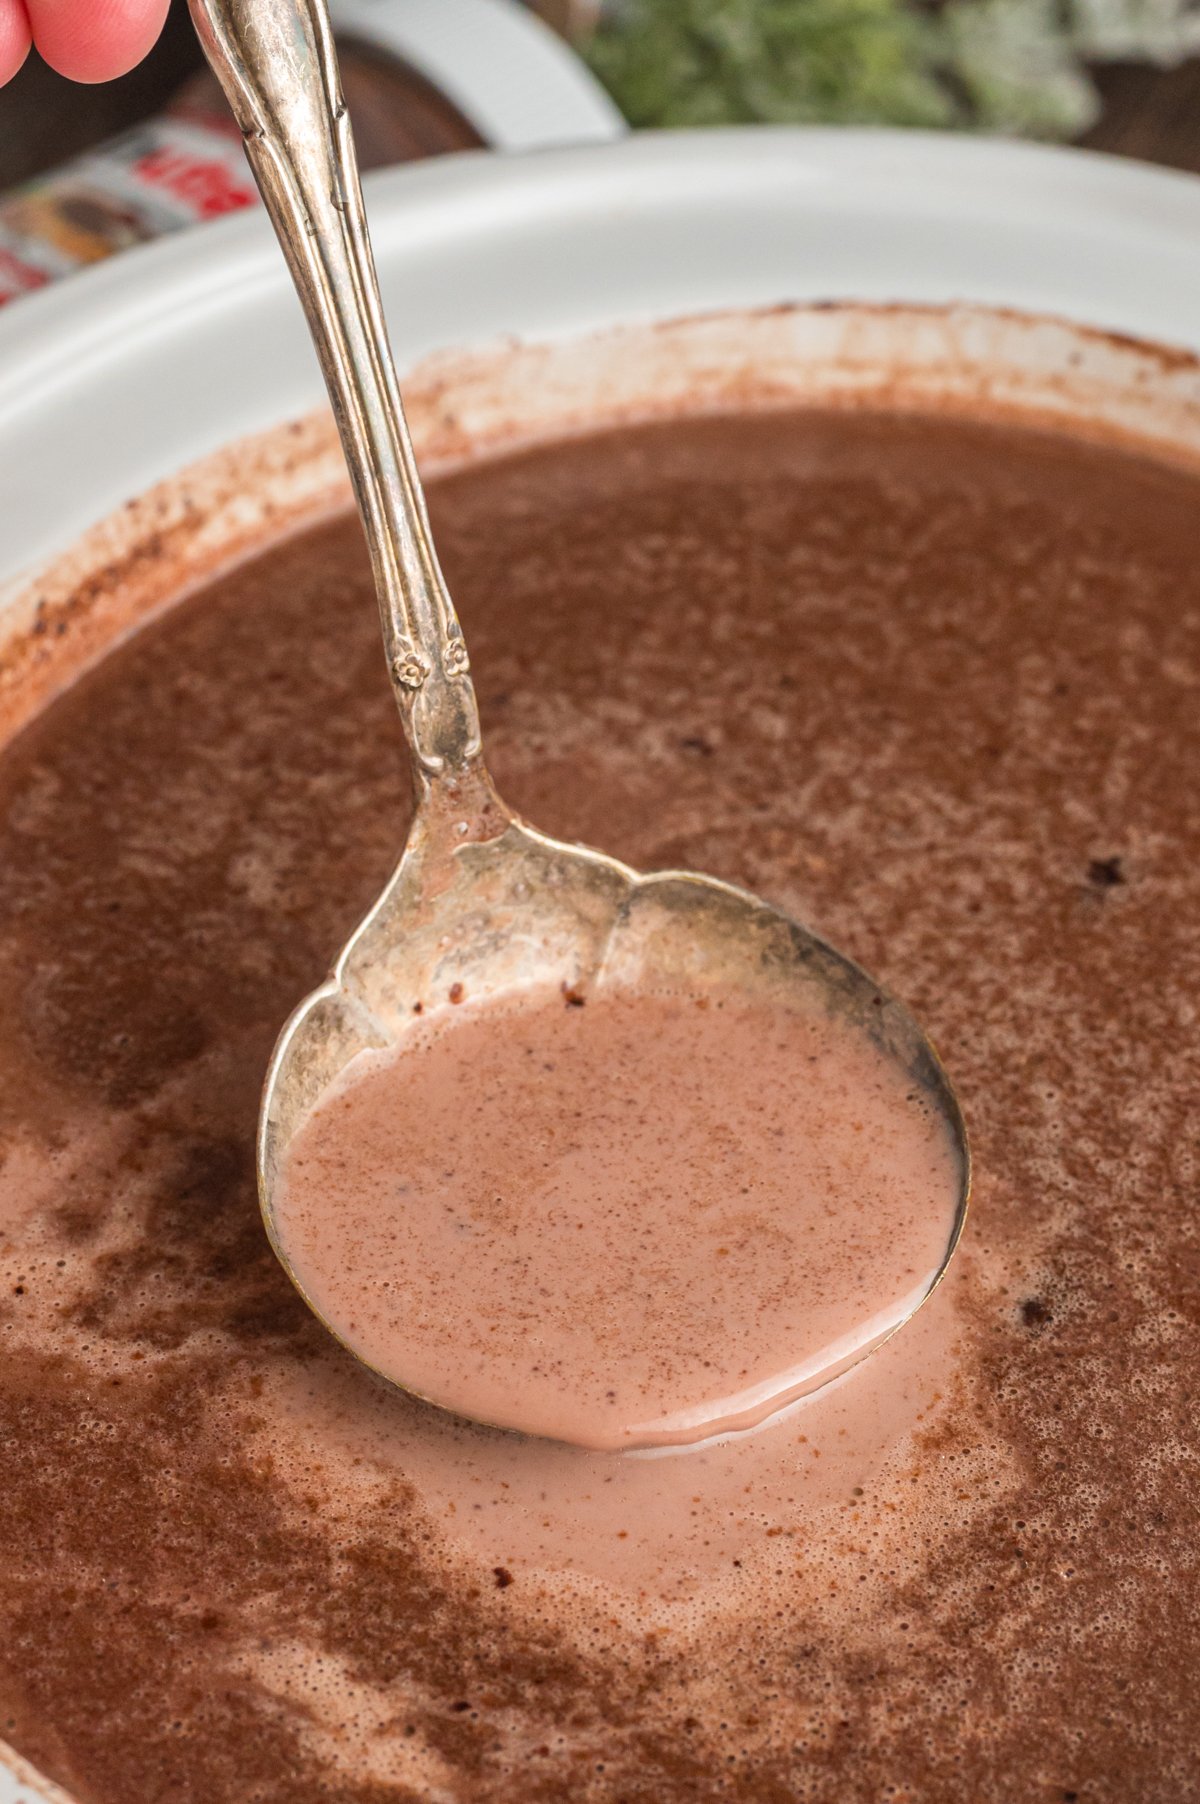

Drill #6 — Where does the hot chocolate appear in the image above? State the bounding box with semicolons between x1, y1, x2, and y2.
273;982;963;1449
0;403;1197;1801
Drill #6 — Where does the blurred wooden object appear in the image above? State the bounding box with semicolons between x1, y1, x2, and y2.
1083;58;1200;171
530;1;603;30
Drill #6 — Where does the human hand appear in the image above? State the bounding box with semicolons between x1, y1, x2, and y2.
1;0;170;86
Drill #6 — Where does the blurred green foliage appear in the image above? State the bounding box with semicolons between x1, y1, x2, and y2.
582;0;1200;138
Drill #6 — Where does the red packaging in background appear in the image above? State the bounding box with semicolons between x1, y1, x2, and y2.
0;0;620;306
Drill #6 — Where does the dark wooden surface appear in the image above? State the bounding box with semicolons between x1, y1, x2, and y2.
4;1;1200;188
1083;57;1200;170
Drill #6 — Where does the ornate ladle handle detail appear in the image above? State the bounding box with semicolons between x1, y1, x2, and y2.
189;0;482;783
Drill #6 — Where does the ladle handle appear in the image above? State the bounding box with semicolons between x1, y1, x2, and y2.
188;0;482;782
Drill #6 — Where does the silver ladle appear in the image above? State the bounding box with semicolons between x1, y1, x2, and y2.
190;0;970;1451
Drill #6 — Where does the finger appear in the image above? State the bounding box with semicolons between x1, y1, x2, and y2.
0;0;32;86
26;0;169;83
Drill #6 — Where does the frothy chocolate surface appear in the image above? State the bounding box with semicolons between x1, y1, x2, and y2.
1;408;1198;1801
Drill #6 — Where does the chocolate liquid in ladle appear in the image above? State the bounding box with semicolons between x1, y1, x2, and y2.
274;984;961;1448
